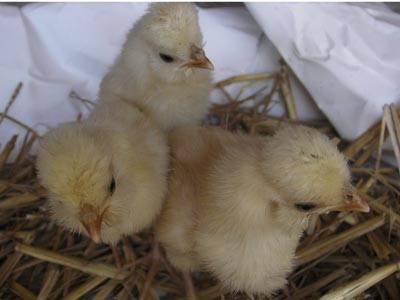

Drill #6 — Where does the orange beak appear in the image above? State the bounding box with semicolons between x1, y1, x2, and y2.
80;204;105;243
327;194;370;213
183;44;214;70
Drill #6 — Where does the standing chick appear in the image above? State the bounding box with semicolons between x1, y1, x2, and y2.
100;3;214;131
157;125;369;298
36;99;168;245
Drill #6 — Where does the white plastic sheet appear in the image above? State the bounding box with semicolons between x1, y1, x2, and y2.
246;3;400;141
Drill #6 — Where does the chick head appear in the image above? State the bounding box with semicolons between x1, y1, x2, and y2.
133;3;213;82
262;125;369;217
37;123;165;244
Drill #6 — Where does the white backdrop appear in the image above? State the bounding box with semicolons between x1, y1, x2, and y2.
1;2;399;153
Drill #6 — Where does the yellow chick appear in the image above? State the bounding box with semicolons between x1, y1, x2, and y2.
157;125;369;298
100;3;214;131
36;99;168;245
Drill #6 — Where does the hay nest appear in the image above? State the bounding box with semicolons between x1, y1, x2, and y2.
1;61;399;300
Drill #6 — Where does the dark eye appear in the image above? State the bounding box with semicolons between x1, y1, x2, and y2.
159;53;174;63
345;194;353;201
109;177;116;195
295;203;316;212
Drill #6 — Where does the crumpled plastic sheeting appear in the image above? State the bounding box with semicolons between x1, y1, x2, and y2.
246;2;400;141
0;2;320;154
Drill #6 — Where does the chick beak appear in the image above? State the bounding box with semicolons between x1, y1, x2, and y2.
327;194;370;213
183;44;214;70
80;204;104;243
82;219;102;243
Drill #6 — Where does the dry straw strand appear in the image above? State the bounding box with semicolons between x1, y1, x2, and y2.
15;243;129;280
0;82;23;126
320;261;400;300
37;266;60;300
9;280;37;300
296;215;386;266
63;276;108;300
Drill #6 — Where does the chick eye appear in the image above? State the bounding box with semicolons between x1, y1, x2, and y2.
295;203;317;212
109;177;116;195
159;53;174;63
345;194;353;201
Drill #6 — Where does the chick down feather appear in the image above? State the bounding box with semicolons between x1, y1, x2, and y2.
157;125;369;295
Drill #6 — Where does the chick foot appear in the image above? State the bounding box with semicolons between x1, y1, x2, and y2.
139;236;161;300
183;271;199;300
111;244;122;268
83;240;96;257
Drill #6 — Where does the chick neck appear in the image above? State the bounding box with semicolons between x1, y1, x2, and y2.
258;141;311;239
270;199;310;239
99;41;152;103
206;142;305;240
89;95;158;135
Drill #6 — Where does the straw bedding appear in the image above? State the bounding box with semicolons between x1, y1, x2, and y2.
0;61;399;300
